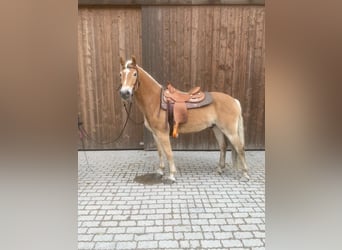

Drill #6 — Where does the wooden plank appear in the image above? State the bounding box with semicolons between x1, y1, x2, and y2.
169;7;177;84
217;6;228;93
210;7;220;92
251;6;265;148
79;0;265;6
183;7;192;89
162;7;171;83
190;7;198;90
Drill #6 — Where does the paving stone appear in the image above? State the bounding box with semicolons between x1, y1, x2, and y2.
243;238;264;247
213;232;233;239
135;233;154;241
146;226;163;233
184;232;203;239
78;242;95;249
240;224;259;231
106;227;125;234
221;239;243;248
137;241;158;249
94;242;116;249
179;240;190;248
159;240;179;248
78;234;94;242
93;234;113;242
113;233;134;241
234;231;254;239
116;241;137;249
189;240;201;248
201;240;222;248
154;232;174;240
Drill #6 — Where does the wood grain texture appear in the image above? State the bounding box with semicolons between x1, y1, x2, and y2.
142;6;265;150
79;0;265;6
78;7;143;149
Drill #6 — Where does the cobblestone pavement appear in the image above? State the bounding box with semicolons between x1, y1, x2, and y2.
78;150;265;250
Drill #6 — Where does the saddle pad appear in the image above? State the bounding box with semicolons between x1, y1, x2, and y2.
161;90;213;110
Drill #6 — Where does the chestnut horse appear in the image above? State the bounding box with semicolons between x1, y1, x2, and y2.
119;56;249;182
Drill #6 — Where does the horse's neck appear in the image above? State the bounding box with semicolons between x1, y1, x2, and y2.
134;66;162;117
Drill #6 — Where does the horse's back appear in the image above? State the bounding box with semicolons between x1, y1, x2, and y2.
178;91;240;133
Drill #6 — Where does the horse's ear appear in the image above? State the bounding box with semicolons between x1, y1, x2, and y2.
120;57;125;68
131;55;136;66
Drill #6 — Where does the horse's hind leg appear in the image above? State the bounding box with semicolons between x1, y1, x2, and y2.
231;145;238;170
152;134;165;176
226;133;250;181
230;146;241;178
212;126;227;174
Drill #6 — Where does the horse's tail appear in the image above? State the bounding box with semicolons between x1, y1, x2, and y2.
235;99;245;147
238;114;245;147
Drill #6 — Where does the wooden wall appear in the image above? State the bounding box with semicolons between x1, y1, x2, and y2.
78;7;144;149
142;6;265;150
78;4;265;150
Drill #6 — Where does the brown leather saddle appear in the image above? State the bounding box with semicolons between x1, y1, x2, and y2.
161;82;213;138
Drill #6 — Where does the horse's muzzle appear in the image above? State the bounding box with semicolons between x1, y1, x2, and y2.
120;89;132;100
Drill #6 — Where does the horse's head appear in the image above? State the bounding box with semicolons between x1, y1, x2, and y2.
119;56;139;101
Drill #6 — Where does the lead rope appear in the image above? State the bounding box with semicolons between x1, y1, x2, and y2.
78;116;94;173
124;104;144;125
79;126;94;173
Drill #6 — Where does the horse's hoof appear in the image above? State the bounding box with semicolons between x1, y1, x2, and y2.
156;169;164;177
163;179;174;185
217;167;224;175
168;175;176;182
163;175;176;184
240;173;250;182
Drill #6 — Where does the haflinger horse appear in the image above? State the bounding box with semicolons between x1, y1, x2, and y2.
119;56;250;182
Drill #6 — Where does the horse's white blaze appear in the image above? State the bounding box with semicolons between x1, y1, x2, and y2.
121;68;134;95
125;60;132;68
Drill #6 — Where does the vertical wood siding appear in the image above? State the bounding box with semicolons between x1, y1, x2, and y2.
78;5;265;150
142;6;265;150
78;7;144;149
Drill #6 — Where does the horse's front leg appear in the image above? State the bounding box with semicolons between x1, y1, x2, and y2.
152;134;165;176
156;132;177;182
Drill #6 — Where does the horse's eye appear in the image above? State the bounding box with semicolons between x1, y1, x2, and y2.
120;73;122;77
133;72;137;77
